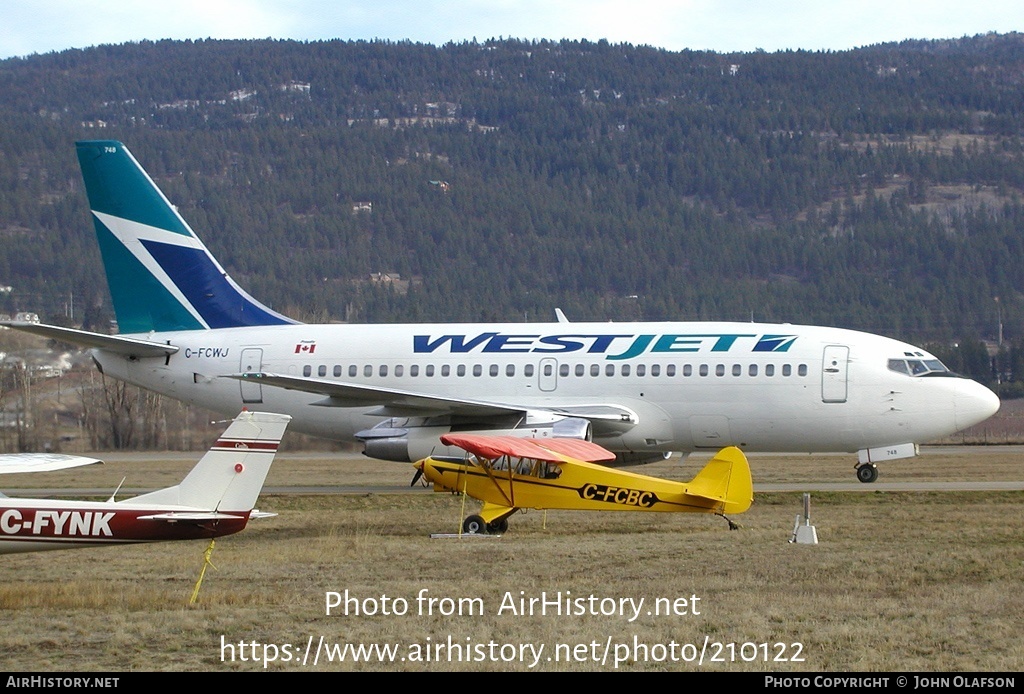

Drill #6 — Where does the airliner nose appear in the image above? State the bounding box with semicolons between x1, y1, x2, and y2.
955;379;1001;430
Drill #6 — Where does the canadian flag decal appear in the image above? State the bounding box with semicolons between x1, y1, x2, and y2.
294;340;317;354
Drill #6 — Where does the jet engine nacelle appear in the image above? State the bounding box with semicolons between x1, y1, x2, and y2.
356;414;593;462
612;451;674;466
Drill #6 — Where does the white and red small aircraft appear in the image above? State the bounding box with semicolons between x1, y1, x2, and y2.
0;410;290;554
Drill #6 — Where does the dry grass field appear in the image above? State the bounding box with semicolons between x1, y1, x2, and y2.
0;446;1022;673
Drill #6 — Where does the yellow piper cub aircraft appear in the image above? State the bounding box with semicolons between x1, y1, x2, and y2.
412;434;753;534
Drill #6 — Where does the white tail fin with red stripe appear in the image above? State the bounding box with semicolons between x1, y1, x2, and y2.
130;411;291;513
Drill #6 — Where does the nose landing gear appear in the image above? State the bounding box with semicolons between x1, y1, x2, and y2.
856;462;878;483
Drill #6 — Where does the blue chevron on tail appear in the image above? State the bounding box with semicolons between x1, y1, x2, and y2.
76;141;298;334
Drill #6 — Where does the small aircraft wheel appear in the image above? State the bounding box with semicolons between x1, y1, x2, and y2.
462;515;487;534
487;517;509;534
856;463;879;484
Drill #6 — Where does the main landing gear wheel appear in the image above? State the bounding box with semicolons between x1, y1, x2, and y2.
856;463;879;483
487;517;509;534
462;515;486;534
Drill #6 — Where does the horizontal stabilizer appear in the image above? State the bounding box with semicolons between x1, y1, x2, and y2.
249;510;278;520
137;511;248;522
684;446;753;514
1;321;178;358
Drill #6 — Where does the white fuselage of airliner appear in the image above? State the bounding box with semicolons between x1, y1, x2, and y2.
93;320;999;466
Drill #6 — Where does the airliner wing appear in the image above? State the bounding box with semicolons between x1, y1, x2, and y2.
0;454;103;474
0;321;178;358
227;372;526;417
227;372;637;429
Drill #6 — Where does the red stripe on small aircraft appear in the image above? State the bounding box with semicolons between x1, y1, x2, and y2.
211;439;279;451
0;506;251;542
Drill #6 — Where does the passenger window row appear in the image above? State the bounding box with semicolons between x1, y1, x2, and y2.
301;362;810;378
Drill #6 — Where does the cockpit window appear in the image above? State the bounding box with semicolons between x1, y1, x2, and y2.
887;359;910;375
887;358;952;377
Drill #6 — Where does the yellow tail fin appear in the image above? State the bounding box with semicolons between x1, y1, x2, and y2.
684;446;753;514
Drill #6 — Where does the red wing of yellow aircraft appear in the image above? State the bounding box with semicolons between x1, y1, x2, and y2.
413;434;752;534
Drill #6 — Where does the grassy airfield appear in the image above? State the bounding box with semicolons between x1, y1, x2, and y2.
0;448;1021;672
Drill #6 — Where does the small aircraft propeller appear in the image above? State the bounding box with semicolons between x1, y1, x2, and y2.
410;460;426;487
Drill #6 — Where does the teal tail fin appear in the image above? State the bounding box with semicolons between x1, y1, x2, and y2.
76;140;297;333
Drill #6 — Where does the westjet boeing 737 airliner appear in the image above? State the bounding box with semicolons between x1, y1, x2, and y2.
3;141;1000;482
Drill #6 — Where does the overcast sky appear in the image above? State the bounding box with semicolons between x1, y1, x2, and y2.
1;0;1020;60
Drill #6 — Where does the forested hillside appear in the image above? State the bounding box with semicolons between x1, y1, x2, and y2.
1;35;1023;383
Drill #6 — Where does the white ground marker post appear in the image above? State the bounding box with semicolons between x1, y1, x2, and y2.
789;492;819;544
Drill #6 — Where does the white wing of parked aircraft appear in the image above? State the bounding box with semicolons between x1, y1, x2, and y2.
0;454;103;475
